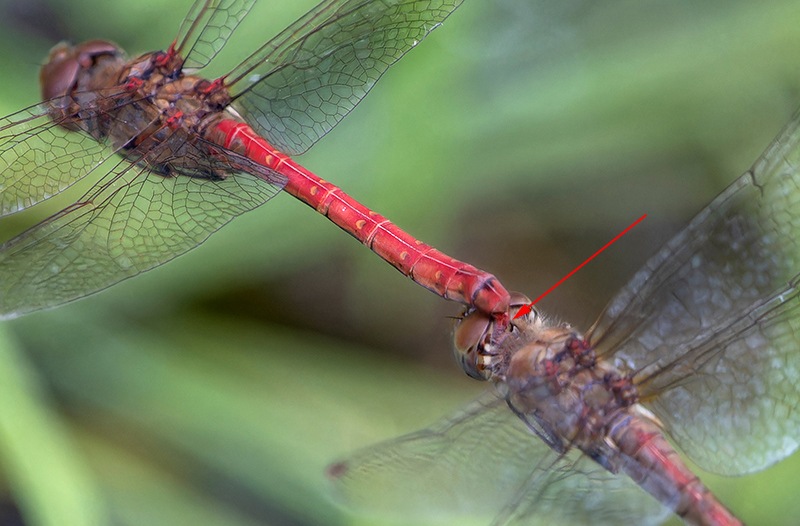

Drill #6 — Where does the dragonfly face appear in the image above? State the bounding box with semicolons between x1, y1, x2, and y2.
453;291;536;380
40;40;122;102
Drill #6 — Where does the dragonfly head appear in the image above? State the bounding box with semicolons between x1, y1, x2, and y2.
453;292;534;380
40;40;121;101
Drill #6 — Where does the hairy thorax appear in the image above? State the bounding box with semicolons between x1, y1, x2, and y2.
461;307;655;474
42;41;239;179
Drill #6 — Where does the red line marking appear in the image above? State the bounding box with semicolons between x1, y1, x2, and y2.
514;214;647;319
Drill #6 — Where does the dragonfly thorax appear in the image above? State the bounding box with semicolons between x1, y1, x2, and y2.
503;320;642;457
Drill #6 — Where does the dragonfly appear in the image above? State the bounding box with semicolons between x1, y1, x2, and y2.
0;0;511;324
329;109;800;524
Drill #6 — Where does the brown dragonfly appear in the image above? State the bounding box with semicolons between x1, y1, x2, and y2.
329;110;800;524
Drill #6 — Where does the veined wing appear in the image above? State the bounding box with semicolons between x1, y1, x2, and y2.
0;99;121;216
0;129;283;319
329;392;669;526
174;0;256;70
223;0;464;155
586;110;800;475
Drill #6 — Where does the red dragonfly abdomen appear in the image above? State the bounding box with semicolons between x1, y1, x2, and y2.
611;414;741;526
207;119;511;316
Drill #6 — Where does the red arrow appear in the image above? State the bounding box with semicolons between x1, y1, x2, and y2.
514;214;647;319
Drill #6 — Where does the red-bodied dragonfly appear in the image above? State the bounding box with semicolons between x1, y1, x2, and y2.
329;110;800;524
0;0;511;322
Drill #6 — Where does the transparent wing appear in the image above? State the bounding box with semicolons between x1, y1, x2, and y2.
0;102;117;216
174;0;256;70
224;0;464;155
586;110;800;475
329;393;669;526
0;136;283;319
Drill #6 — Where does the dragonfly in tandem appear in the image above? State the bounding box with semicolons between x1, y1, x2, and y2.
1;0;798;523
330;109;800;524
0;0;510;327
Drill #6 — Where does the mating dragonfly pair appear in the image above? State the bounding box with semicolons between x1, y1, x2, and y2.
0;0;797;524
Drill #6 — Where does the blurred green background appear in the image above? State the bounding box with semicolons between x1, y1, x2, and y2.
0;0;799;524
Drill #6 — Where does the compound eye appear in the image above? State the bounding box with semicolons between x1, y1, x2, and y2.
40;43;80;101
40;40;119;101
452;309;492;380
